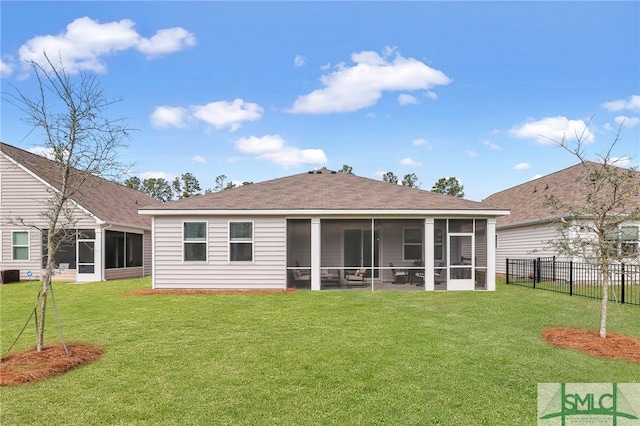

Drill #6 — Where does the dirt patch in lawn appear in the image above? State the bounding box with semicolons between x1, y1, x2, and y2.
124;288;297;296
1;343;103;386
542;327;640;363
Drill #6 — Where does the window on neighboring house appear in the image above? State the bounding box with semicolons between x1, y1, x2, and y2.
12;231;29;260
621;226;639;256
184;222;207;261
403;228;423;261
229;222;253;262
606;225;639;257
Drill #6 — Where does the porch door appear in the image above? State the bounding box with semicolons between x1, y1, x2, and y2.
76;230;99;282
448;234;474;290
343;229;380;276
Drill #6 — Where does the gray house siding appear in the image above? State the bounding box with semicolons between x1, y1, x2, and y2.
1;151;152;282
153;216;287;289
495;223;560;275
1;154;97;281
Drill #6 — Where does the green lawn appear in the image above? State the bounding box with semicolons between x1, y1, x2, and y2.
1;277;638;425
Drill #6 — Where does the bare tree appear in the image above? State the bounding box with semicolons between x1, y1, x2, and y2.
543;124;640;338
4;53;133;351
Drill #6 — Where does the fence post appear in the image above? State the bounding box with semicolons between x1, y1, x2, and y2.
533;258;537;289
506;258;510;284
621;263;625;304
569;261;573;296
552;256;556;282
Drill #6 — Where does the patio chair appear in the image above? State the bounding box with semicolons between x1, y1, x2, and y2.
345;268;367;286
290;269;311;289
389;263;408;284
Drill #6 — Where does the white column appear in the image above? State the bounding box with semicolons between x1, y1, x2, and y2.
425;218;435;291
94;227;104;281
310;218;321;290
487;218;497;291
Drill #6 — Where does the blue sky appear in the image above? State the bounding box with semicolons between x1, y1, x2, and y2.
1;1;639;201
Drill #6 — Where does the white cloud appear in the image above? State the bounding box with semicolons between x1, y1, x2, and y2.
28;146;54;158
400;157;421;166
609;157;632;167
467;150;478;158
509;116;594;145
150;106;189;129
192;155;207;164
530;174;543;180
18;17;195;74
424;91;438;100
191;99;263;131
138;171;176;181
614;115;640;128
482;140;501;150
1;57;14;77
601;95;640;113
514;162;532;171
234;135;327;169
287;48;451;114
398;93;419;105
294;54;307;68
412;138;432;148
137;27;196;58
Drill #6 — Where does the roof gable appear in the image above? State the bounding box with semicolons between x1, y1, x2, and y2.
141;168;507;214
483;161;640;227
1;142;159;229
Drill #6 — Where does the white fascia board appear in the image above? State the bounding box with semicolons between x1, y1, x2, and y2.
2;151;103;225
139;208;511;218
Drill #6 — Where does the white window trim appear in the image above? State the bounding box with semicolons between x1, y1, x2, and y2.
228;221;254;263
182;221;208;262
12;230;30;261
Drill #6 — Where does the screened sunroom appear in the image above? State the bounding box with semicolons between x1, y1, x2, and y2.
286;217;493;291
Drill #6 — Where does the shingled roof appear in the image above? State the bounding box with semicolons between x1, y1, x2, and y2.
1;142;159;229
483;161;640;227
140;168;507;214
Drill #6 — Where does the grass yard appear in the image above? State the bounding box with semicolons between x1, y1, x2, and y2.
1;277;638;425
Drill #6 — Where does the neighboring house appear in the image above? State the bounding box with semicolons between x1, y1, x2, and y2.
0;142;159;283
139;168;509;291
483;162;640;275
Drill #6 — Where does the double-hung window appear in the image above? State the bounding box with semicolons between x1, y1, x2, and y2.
403;228;423;261
184;222;207;261
606;225;639;257
229;222;253;262
12;231;29;261
621;226;639;256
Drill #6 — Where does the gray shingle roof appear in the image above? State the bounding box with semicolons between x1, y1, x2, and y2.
1;142;158;229
141;168;506;213
483;161;640;227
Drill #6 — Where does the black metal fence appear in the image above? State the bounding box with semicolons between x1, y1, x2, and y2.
506;257;640;306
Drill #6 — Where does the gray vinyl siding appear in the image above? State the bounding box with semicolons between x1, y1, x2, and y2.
143;230;152;276
153;216;287;289
494;223;559;274
1;155;95;280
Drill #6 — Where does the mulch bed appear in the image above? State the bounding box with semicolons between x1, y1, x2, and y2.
542;327;640;363
124;288;297;296
1;343;103;386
